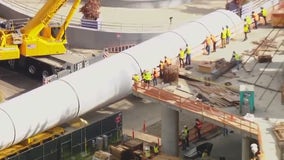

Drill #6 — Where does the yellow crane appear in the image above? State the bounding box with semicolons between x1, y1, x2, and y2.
0;0;81;60
0;0;95;79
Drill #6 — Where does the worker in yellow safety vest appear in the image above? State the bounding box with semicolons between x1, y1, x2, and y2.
259;7;268;25
245;16;252;32
243;23;249;41
225;25;231;44
221;27;227;48
178;48;185;68
232;51;242;70
132;73;140;89
204;36;212;55
143;70;152;88
185;44;191;65
144;146;151;159
153;144;159;155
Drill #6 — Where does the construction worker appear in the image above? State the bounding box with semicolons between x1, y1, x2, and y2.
180;129;187;150
194;118;202;140
250;143;259;160
210;34;217;52
164;56;172;66
132;73;140;89
243;23;249;41
152;68;159;86
225;25;231;44
144;70;152;88
221;27;226;48
144;146;151;159
153;144;159;155
252;11;259;29
178;48;185;68
259;7;268;25
158;60;164;78
204;36;212;55
245;16;252;32
232;51;242;70
185;44;191;65
183;125;190;147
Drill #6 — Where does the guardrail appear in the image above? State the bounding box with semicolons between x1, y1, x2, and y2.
1;0;177;33
133;82;265;159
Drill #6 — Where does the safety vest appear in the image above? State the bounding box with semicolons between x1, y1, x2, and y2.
246;16;252;24
179;50;185;59
165;58;172;65
132;74;140;83
159;62;164;70
145;71;152;81
153;69;159;78
252;13;259;21
210;35;216;43
153;146;159;154
234;53;241;61
185;46;191;55
221;30;227;39
183;128;189;136
262;8;268;17
244;24;249;33
206;37;212;45
226;28;231;37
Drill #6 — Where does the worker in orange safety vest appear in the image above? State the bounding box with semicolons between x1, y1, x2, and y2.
210;34;217;52
152;68;159;86
252;11;259;29
158;60;164;78
164;56;172;66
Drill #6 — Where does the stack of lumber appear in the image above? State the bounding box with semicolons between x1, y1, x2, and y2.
198;61;215;73
109;145;132;160
188;81;239;107
163;65;179;83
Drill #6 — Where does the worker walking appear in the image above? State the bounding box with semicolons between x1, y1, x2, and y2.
221;27;226;48
243;23;249;41
152;68;159;86
245;16;252;32
252;11;259;29
158;60;164;78
178;48;185;68
185;44;191;65
225;25;231;44
259;7;268;25
210;34;217;52
195;118;202;140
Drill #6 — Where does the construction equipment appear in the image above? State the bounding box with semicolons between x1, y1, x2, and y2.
0;0;103;79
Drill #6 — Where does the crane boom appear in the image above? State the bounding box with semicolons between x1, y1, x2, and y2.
0;0;81;60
